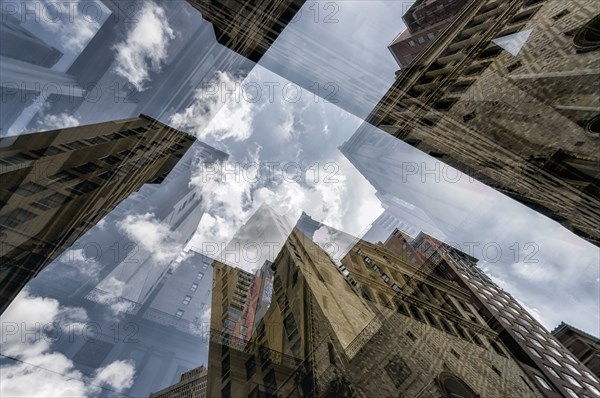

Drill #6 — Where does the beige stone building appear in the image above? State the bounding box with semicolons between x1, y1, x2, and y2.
0;114;194;314
205;228;545;397
368;0;600;245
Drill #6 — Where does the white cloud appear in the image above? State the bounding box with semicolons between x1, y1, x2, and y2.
170;72;255;142
92;360;136;393
0;290;136;397
117;212;184;265
36;0;101;52
112;1;175;91
37;113;80;131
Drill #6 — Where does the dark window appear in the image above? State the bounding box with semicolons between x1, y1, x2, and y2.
32;146;64;156
48;171;77;183
119;150;135;158
38;193;72;208
100;155;121;165
85;136;108;145
245;357;256;380
409;305;424;322
73;162;100;174
68;180;99;195
105;132;124;140
263;369;277;397
98;171;117;181
221;382;231;398
0;208;36;227
12;182;45;196
62;140;87;150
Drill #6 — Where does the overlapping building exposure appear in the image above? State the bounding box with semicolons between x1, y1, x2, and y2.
366;0;600;245
0;115;195;314
1;0;599;397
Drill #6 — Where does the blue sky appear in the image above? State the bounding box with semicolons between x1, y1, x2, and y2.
1;0;598;396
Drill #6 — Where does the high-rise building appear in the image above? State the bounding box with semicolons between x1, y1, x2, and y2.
383;230;600;397
205;228;545;397
367;0;600;245
149;365;208;398
186;0;305;63
0;114;195;314
553;322;600;380
388;0;469;68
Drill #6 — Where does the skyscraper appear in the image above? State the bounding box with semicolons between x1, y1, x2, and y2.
388;0;469;68
383;230;600;397
186;0;305;63
0;114;195;314
205;228;545;397
367;0;600;245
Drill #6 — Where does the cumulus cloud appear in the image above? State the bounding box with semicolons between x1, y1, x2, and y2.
113;1;175;91
0;290;136;397
37;112;80;131
170;72;255;142
117;212;184;265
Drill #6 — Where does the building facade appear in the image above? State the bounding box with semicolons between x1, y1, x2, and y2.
149;365;208;398
388;0;469;68
186;0;305;63
205;228;546;397
368;0;600;245
0;114;194;314
553;322;600;380
383;230;600;397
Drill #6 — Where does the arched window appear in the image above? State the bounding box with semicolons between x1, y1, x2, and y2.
438;372;480;398
574;14;600;50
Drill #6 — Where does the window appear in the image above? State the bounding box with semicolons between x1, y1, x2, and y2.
544;365;560;379
584;382;600;396
0;208;36;227
548;346;563;357
545;355;562;367
382;273;390;283
183;295;192;305
175;309;184;319
364;256;372;264
583;370;598;383
528;346;542;358
534;374;553;391
197;272;204;280
48;171;76;182
562;373;583;388
391;283;401;293
73;162;100;174
68;180;99;195
85;136;108;145
408;40;415;47
427;32;435;40
532;339;543;349
190;283;198;292
119;149;135;158
417;36;425;44
245;357;256;380
514;331;525;340
100;155;121;165
38;193;71;208
62;140;87;150
98;171;117;181
565;363;582;376
13;182;46;196
564;387;580;398
372;264;380;273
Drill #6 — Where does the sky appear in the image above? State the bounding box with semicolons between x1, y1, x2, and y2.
1;0;599;397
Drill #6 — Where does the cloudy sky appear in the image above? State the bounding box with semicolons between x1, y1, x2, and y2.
1;0;598;396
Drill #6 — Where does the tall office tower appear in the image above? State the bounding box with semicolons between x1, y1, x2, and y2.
205;228;544;397
553;322;600;380
367;0;600;245
149;365;208;398
85;143;227;314
0;114;194;314
383;230;600;397
294;211;358;262
340;122;460;238
388;0;469;68
217;203;293;272
185;0;305;63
